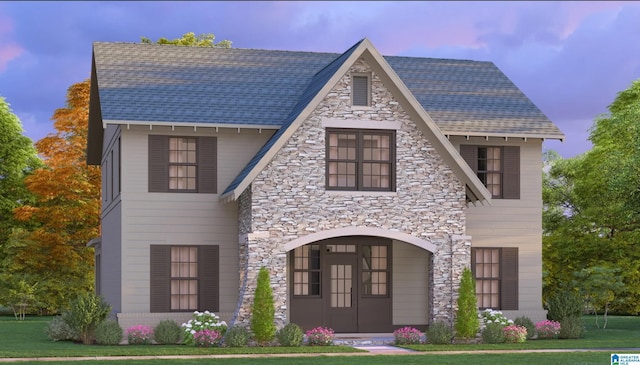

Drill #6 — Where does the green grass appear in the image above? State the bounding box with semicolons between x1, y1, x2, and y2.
405;315;640;352
1;315;639;364
0;316;360;358
0;353;622;365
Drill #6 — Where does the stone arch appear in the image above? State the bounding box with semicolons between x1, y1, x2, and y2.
283;227;437;253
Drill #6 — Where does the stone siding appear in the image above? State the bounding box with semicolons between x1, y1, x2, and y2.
236;59;470;328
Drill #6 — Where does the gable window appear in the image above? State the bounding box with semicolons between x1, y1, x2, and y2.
460;145;520;199
148;135;217;193
150;245;219;312
352;74;370;106
471;247;518;310
326;129;395;191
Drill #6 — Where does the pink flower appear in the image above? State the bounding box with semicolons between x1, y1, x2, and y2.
125;325;154;345
535;320;561;339
305;327;334;346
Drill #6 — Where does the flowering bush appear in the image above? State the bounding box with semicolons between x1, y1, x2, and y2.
193;329;222;347
305;327;334;346
125;325;153;345
393;327;423;345
480;309;514;327
503;325;528;343
181;311;227;346
536;320;561;339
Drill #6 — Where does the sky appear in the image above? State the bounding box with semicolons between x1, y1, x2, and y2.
1;1;640;158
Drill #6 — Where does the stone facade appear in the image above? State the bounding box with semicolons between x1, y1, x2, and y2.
235;59;471;328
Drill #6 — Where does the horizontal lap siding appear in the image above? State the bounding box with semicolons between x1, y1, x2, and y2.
119;127;273;314
392;241;429;325
452;137;544;311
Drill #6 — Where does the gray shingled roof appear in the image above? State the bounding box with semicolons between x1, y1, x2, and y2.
91;42;564;138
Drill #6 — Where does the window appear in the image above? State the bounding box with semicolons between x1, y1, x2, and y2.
471;247;518;310
460;145;520;199
169;137;197;191
292;245;321;296
150;245;219;312
352;75;370;106
362;245;388;296
326;129;395;191
170;247;198;311
148;135;217;193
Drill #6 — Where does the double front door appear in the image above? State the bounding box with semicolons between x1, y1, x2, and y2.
290;237;392;333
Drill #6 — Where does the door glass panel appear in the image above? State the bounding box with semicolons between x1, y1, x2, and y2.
331;264;352;308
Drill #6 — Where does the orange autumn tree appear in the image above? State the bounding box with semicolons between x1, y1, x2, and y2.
12;80;100;312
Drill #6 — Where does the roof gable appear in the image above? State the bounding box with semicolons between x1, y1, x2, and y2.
219;38;491;204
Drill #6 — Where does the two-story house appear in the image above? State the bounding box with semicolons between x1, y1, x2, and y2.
87;39;564;332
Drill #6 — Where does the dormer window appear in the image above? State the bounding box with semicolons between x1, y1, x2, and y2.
352;74;370;106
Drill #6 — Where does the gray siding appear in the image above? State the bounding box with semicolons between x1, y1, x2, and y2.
451;136;546;321
100;125;123;313
392;240;429;325
118;126;274;319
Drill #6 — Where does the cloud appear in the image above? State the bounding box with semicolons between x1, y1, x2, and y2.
0;11;24;73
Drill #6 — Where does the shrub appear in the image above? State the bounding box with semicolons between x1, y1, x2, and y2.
559;316;584;339
251;267;276;345
426;321;453;344
535;320;561;339
193;329;222;347
154;320;182;345
546;291;583;321
95;320;123;345
393;326;422;345
455;268;480;339
61;292;111;344
276;323;304;347
306;327;334;346
503;325;527;343
181;311;227;346
224;326;250;347
44;315;78;342
513;316;536;339
481;323;506;344
125;325;153;345
480;309;513;327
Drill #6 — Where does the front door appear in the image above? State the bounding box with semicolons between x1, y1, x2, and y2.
324;253;358;332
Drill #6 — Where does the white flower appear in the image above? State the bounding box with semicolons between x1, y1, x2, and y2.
191;330;196;334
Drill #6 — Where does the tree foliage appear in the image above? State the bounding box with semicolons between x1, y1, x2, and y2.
543;78;640;314
251;267;276;345
455;267;479;340
141;32;231;48
10;80;100;312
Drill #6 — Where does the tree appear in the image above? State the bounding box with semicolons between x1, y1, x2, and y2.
454;267;479;340
0;97;41;254
12;80;100;312
141;32;231;48
573;266;624;329
251;267;276;345
543;78;640;314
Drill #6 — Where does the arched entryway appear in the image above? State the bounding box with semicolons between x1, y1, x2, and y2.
286;229;435;333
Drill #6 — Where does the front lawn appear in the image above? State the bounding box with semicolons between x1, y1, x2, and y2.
0;316;360;358
1;315;638;365
405;315;640;351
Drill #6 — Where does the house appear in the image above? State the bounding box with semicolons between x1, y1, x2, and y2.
87;38;564;332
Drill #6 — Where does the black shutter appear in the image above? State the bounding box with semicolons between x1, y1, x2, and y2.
500;247;518;310
148;135;169;192
503;146;520;199
460;145;478;172
150;245;171;312
197;137;217;194
352;76;369;106
199;245;219;311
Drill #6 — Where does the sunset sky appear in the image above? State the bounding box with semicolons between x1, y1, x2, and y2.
2;1;639;158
